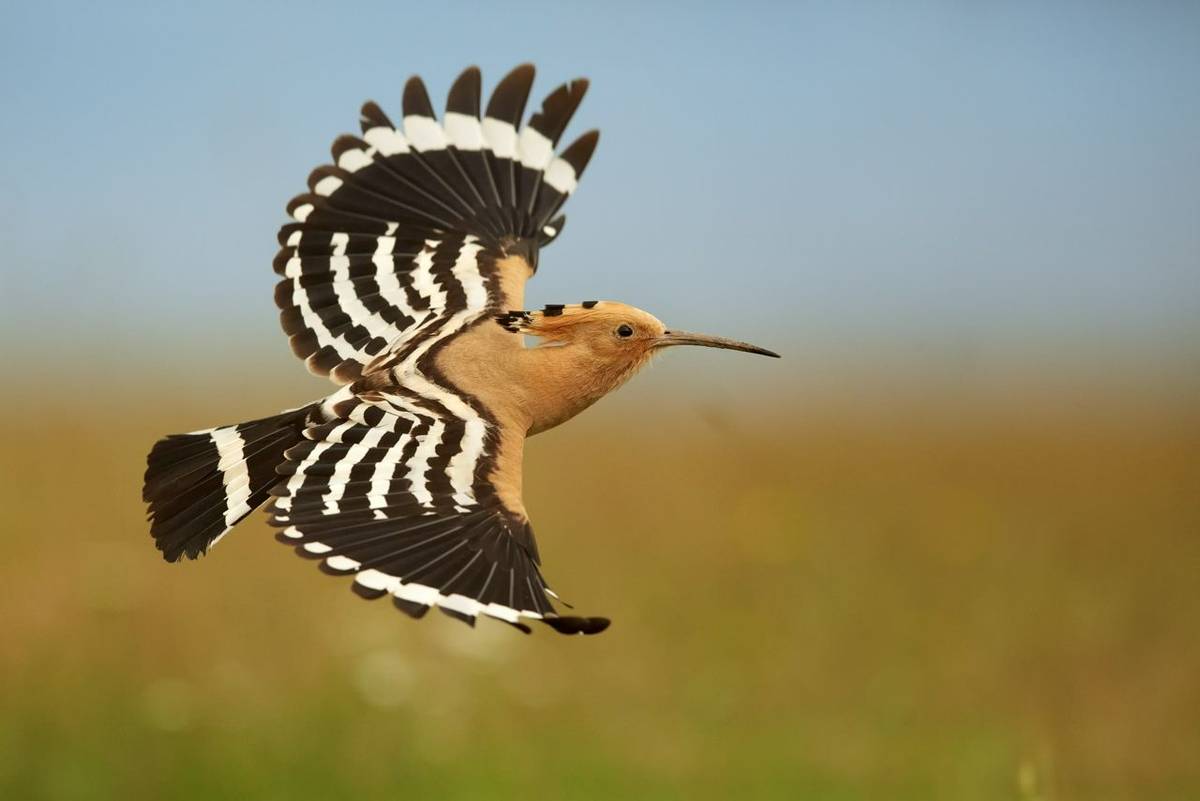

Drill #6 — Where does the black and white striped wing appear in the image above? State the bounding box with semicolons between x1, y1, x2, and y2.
275;64;598;384
268;393;608;634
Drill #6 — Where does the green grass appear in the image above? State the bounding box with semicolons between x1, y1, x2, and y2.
1;386;1197;800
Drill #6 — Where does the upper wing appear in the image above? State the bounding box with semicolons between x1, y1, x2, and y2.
274;64;599;384
268;390;608;635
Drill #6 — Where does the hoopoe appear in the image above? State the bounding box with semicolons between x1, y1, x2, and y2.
143;65;778;636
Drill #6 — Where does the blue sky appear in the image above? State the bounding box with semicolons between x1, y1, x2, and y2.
2;1;1197;377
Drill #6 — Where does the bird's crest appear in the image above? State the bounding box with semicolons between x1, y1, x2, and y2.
495;301;612;337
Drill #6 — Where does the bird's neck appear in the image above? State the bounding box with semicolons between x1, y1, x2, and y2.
430;319;647;436
518;343;647;435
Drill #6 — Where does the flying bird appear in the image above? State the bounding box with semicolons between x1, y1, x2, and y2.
143;64;778;636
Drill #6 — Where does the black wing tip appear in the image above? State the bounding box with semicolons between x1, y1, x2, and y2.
149;518;215;563
486;63;537;123
395;597;431;619
360;100;392;129
351;582;389;601
560;130;600;174
439;607;476;626
446;66;483;116
153;536;197;563
507;62;536;82
403;74;436;119
541;616;611;636
330;133;368;161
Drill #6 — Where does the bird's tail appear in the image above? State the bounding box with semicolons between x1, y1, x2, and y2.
143;406;314;562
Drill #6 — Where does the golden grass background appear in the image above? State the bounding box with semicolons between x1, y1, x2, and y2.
1;365;1197;800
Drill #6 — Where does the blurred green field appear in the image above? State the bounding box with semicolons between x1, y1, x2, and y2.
1;380;1198;800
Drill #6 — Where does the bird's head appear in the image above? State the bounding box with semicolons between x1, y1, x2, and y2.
496;301;779;369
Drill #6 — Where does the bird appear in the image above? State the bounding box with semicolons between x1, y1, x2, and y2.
143;64;778;636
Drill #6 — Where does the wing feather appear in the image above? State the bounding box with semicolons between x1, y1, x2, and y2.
274;65;598;384
269;393;607;634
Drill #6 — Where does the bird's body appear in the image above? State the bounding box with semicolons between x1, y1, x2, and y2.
144;65;776;635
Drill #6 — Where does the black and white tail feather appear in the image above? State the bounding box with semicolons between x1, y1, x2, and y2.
143;64;608;636
144;407;313;562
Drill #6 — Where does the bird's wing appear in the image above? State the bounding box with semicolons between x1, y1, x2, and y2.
274;64;599;384
267;390;609;635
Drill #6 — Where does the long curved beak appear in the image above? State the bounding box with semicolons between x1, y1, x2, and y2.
655;329;780;358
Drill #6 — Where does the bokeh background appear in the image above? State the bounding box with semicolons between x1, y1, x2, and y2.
2;2;1198;799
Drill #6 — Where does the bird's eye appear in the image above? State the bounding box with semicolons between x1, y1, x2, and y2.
616;324;634;339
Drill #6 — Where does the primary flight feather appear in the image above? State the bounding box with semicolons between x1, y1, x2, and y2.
143;64;778;636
